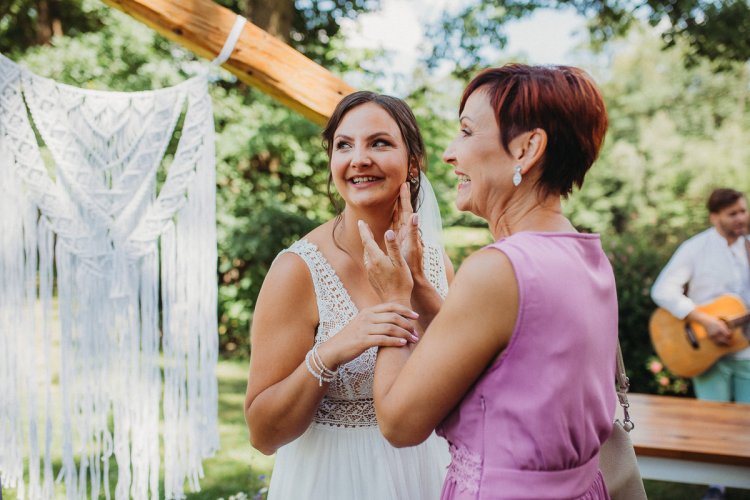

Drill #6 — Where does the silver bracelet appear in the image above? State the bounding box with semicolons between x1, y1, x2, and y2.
304;344;336;386
312;343;337;378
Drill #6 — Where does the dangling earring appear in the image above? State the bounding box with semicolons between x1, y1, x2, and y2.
512;165;522;187
409;170;419;184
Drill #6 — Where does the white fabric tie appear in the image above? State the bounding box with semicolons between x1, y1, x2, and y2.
211;15;247;66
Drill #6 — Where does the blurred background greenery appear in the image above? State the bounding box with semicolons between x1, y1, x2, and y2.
2;0;750;497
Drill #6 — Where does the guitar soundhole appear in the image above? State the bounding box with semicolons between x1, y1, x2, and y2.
684;324;700;349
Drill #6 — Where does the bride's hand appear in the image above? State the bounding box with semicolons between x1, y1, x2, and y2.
391;183;425;279
358;220;414;304
317;302;419;368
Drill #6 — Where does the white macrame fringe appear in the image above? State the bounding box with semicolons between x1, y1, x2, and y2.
0;52;219;500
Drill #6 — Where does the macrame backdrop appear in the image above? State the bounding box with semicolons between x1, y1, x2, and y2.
0;51;219;499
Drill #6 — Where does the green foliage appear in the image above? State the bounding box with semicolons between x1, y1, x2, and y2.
424;0;750;77
565;29;750;393
599;228;680;393
0;0;108;55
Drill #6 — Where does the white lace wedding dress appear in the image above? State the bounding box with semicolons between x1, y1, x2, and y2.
267;239;450;500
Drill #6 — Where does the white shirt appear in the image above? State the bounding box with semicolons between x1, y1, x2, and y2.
651;228;750;359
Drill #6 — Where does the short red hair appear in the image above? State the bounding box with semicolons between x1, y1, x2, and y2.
460;64;608;197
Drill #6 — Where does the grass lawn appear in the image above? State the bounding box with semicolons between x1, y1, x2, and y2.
188;359;272;500
3;357;749;499
192;358;750;499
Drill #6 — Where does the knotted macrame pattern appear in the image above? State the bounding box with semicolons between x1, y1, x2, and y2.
0;53;219;499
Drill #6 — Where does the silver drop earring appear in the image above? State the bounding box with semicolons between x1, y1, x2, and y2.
512;165;522;187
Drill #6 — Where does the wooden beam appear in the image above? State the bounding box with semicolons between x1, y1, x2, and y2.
101;0;355;125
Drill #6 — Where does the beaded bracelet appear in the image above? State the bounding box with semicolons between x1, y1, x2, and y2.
304;343;337;386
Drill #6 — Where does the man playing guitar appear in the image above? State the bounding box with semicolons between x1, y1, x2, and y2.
651;187;750;500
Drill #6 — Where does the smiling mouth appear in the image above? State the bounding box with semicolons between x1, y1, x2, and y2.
350;176;381;184
457;174;470;184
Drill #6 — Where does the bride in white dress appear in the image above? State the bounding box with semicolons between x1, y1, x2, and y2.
244;91;452;500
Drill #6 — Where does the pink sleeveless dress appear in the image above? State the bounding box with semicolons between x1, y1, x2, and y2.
437;232;618;500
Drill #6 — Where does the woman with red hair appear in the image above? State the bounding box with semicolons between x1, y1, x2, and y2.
361;64;617;499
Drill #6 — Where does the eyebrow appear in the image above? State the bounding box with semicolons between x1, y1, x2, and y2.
459;115;474;123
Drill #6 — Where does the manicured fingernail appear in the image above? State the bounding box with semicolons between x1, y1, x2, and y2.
385;230;395;241
411;214;419;225
410;334;419;342
399;338;407;344
357;220;364;227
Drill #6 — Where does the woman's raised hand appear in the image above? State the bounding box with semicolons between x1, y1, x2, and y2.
318;302;419;368
392;183;425;278
358;219;414;303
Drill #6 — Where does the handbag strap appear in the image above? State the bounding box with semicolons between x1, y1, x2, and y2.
615;341;635;432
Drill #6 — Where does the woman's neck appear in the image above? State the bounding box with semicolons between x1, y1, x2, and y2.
487;192;574;240
336;205;395;256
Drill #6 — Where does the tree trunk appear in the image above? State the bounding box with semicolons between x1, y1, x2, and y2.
36;0;52;44
35;0;64;44
50;0;63;37
244;0;294;43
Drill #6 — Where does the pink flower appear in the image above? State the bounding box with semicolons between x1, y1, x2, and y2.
649;360;663;374
659;376;670;386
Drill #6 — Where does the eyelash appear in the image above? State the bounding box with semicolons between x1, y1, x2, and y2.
335;139;391;149
460;128;471;137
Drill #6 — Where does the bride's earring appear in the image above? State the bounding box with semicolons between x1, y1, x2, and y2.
512;165;522;187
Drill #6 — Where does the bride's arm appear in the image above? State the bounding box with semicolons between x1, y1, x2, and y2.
244;253;326;455
244;252;419;455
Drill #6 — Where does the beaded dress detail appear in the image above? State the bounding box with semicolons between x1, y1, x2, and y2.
267;238;450;500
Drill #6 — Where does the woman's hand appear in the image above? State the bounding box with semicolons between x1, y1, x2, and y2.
391;183;425;280
358;219;414;304
318;302;419;368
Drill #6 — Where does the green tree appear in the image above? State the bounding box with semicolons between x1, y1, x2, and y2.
563;27;750;392
425;0;750;77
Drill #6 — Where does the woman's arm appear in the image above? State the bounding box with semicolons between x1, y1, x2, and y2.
244;253;327;455
372;248;518;447
410;246;455;331
245;252;420;455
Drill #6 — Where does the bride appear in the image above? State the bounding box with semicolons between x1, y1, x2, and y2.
243;91;452;500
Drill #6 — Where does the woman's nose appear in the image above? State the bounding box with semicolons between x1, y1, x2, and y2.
351;145;372;167
442;142;456;164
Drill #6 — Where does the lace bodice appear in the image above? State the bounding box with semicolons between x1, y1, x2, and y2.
280;239;449;427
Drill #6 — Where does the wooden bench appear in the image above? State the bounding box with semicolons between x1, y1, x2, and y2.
627;393;750;488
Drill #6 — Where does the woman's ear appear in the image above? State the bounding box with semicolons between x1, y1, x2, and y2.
514;129;547;175
409;160;420;180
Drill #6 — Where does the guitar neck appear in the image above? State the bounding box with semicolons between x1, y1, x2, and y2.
728;314;750;338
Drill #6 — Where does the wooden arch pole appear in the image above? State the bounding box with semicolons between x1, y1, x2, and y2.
102;0;355;125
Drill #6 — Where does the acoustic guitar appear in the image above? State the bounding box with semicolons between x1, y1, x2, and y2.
649;294;750;378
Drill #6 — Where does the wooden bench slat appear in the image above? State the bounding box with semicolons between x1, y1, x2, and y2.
628;393;750;466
